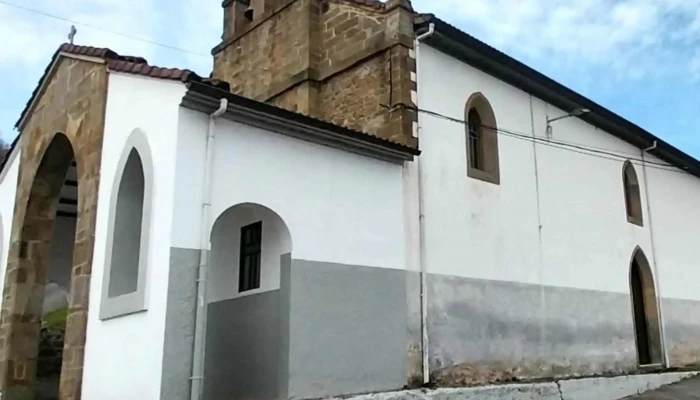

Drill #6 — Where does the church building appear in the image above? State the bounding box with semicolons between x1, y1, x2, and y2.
0;0;699;399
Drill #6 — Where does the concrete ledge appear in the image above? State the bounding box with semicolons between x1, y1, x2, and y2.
559;372;697;400
333;372;698;400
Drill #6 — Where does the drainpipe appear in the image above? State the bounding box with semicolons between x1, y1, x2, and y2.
640;140;669;367
415;22;434;385
190;97;228;400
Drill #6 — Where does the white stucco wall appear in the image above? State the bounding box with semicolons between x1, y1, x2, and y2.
81;73;185;400
172;108;407;302
0;147;20;306
417;44;658;295
209;204;292;303
644;160;700;302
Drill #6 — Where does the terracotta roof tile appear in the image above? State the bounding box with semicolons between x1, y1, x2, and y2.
414;13;433;25
105;59;197;83
186;81;420;154
16;42;414;156
58;43;148;64
16;43;222;128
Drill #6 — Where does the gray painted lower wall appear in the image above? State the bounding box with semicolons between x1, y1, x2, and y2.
284;259;410;399
159;251;700;400
427;274;700;385
404;269;424;385
662;297;700;367
427;274;640;385
203;290;282;400
161;247;199;400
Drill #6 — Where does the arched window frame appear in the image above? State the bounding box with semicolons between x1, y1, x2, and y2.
100;129;154;320
465;92;500;185
623;161;643;226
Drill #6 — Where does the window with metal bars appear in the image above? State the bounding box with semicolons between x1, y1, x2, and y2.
465;93;500;185
239;221;262;292
467;108;483;171
623;161;643;226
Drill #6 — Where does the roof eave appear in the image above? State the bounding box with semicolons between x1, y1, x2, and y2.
181;81;419;164
416;16;700;178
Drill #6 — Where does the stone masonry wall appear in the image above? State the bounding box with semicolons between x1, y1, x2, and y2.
212;0;417;146
319;2;384;68
213;0;312;104
212;0;420;385
0;56;107;400
319;54;389;136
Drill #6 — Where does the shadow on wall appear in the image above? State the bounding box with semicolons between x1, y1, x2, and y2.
38;214;77;398
208;202;292;302
203;202;292;400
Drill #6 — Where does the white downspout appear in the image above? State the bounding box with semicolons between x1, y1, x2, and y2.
416;22;434;385
190;97;228;400
641;140;669;366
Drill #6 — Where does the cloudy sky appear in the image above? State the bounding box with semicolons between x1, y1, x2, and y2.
1;0;699;156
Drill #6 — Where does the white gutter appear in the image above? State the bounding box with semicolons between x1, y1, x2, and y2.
643;140;658;153
415;22;434;385
640;140;669;366
190;97;228;400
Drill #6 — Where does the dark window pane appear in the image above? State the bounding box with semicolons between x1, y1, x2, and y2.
468;109;483;171
239;221;262;292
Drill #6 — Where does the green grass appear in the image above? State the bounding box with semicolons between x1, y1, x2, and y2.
43;307;68;331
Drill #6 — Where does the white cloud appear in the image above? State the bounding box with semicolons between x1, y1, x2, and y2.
412;0;700;81
0;0;190;141
172;0;221;76
1;0;698;142
0;0;162;69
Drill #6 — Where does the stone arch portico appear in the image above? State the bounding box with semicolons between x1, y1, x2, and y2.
0;55;108;400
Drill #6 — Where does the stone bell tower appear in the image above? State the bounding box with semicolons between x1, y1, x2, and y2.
212;0;418;146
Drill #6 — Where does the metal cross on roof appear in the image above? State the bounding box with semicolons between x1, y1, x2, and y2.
68;25;77;44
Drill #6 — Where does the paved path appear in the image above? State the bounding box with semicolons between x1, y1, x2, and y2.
631;376;700;399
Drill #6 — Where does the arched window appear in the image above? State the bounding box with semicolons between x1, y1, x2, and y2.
465;93;500;185
623;161;643;226
108;149;145;297
100;129;153;320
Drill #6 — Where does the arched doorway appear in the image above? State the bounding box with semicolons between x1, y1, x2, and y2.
1;133;89;399
629;248;663;366
203;203;292;400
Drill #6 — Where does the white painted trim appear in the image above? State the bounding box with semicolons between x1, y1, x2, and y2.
0;141;20;185
60;53;107;64
99;128;155;320
0;213;4;274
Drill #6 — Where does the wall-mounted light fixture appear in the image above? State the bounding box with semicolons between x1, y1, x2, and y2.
546;107;590;139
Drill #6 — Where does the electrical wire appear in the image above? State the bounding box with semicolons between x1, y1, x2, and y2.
416;106;674;167
0;0;209;57
407;105;690;175
497;129;682;174
2;0;691;176
496;125;680;170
